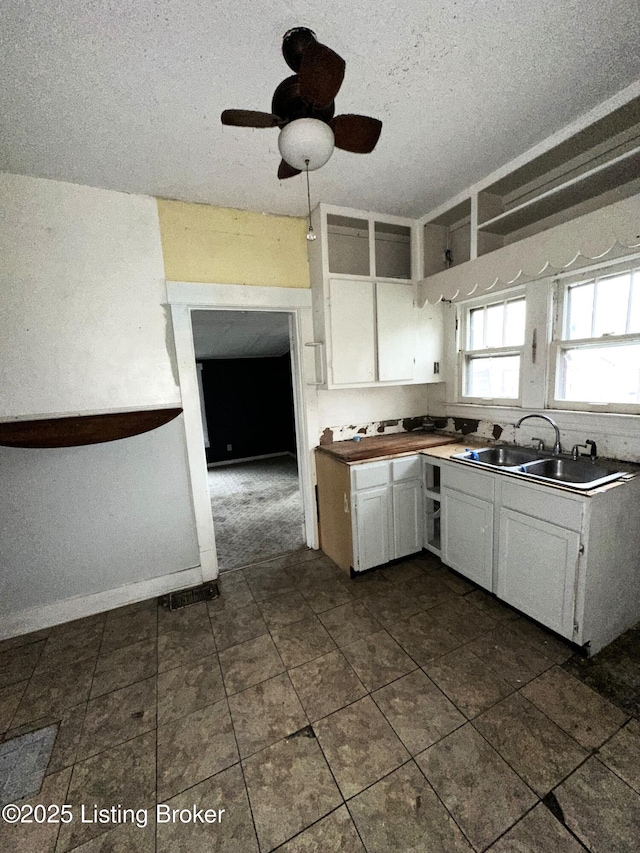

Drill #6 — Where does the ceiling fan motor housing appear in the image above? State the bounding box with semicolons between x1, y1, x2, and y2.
278;118;335;170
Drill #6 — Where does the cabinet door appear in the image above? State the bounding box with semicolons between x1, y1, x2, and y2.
497;508;580;639
441;487;493;590
328;278;375;385
376;281;415;381
392;479;423;559
353;486;390;572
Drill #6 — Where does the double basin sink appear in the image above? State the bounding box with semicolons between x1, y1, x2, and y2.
452;446;628;490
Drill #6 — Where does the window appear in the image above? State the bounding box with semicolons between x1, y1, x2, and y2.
460;294;526;401
551;268;640;412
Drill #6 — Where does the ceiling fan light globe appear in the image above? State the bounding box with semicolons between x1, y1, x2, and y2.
278;118;335;171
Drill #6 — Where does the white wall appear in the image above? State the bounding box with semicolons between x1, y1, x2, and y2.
0;419;199;619
0;175;199;637
0;173;179;417
316;384;430;437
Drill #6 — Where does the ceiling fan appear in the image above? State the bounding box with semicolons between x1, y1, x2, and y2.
221;27;382;179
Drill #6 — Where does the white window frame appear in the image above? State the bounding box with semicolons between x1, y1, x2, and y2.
457;288;526;406
548;264;640;415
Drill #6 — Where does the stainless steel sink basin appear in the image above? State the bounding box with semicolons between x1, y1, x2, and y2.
451;446;629;490
519;458;627;489
458;447;541;466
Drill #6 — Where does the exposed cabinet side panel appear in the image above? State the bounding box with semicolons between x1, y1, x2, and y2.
497;508;579;639
392;479;424;559
376;281;415;381
579;477;640;654
328;278;376;385
441;487;494;590
353;486;390;571
315;452;353;574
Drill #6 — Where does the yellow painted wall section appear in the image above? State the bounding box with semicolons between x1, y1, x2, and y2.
156;198;310;288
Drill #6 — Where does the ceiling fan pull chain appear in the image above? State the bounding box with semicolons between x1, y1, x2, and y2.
305;160;316;241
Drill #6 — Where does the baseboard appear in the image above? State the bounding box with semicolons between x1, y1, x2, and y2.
0;565;205;641
207;452;291;468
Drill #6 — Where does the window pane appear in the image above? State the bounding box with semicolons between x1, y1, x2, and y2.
557;342;640;404
485;303;504;348
566;282;594;339
469;307;484;349
628;272;640;333
593;273;631;338
466;354;520;398
504;298;526;345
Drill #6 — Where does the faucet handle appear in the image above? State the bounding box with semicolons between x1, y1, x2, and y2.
571;443;587;461
531;437;545;451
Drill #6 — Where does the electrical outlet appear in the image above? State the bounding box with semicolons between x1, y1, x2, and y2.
433;362;440;375
226;444;232;452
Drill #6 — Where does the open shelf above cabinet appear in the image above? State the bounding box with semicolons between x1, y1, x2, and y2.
423;199;471;276
326;211;412;280
421;90;640;276
478;145;640;238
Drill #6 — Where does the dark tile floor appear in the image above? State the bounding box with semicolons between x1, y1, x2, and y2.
1;548;639;852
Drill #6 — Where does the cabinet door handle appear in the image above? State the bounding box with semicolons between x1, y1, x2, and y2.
344;493;349;514
305;342;326;386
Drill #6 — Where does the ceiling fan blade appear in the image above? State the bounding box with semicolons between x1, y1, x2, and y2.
331;115;382;153
298;42;345;108
278;159;301;179
221;109;280;128
282;27;317;72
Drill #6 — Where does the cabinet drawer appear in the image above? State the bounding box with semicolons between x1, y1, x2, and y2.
441;464;495;501
352;461;389;490
391;456;421;481
500;479;584;532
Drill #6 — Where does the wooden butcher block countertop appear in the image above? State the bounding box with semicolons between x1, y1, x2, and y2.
316;432;458;463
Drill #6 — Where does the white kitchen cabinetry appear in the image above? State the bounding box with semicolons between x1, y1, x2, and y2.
315;451;425;574
419;91;640;281
432;455;640;653
392;478;424;560
497;509;580;638
376;280;416;381
353;486;391;571
351;456;424;572
328;278;376;384
441;465;495;591
442;490;494;591
308;203;443;389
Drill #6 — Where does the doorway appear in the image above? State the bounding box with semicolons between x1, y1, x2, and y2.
167;281;317;583
192;310;305;570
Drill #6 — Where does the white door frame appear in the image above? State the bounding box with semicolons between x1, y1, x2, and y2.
167;280;318;580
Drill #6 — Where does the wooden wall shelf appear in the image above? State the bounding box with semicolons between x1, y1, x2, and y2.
0;408;183;448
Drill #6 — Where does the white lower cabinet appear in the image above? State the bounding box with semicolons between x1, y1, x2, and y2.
442;488;493;591
392;479;424;559
353;486;391;571
497;508;580;639
351;455;423;572
438;459;585;642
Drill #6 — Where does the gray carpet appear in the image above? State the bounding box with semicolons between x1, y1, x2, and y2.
208;455;305;571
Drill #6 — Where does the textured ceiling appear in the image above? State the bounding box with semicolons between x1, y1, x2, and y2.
2;1;639;218
192;310;290;360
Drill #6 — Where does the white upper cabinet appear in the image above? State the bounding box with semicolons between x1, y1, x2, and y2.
328;278;376;385
376;280;415;381
308;203;443;389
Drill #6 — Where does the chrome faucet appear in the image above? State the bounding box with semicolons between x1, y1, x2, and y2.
515;414;562;455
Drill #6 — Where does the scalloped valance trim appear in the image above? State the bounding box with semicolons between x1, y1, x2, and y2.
417;194;640;305
420;239;640;304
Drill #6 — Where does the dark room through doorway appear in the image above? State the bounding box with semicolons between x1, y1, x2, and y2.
190;309;305;571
